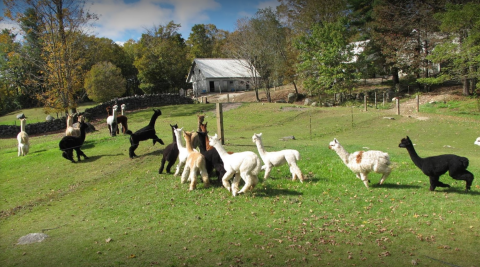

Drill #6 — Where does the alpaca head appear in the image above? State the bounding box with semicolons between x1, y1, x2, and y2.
208;133;220;147
200;122;207;133
106;106;112;116
328;138;340;150
197;114;205;123
174;127;183;138
170;124;178;130
121;104;126;110
252;133;262;143
112;105;118;112
183;130;192;140
398;136;413;148
474;137;480;146
153;109;162;116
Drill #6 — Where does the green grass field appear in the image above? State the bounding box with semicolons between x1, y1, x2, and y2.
1;101;479;266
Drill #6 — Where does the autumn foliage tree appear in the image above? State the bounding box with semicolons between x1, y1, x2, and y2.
84;61;126;103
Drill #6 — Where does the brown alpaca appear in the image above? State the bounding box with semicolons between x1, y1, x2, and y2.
200;122;234;154
181;130;210;191
191;114;205;149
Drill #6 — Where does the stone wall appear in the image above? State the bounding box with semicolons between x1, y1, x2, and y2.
0;94;193;138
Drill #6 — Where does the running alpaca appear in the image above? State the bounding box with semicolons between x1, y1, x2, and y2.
181;130;210;191
17;118;30;156
328;138;391;188
65;113;81;137
399;136;474;191
126;109;164;158
252;133;304;182
159;124;179;174
106;105;118;137
59;120;89;163
196;130;226;185
209;133;261;196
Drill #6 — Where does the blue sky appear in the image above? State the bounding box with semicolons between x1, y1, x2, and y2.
1;0;280;45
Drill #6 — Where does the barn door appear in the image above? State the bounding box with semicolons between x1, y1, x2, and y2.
209;81;215;92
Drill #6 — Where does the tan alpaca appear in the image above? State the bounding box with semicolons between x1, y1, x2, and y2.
65;113;81;137
181;130;210;191
17;118;30;156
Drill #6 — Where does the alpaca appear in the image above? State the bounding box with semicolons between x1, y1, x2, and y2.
106;105;118;137
328;138;391;188
399;136;474;191
59;120;89;163
474;137;480;146
65;113;81;137
116;104;128;134
173;127;191;176
126;109;164;158
159;124;179;174
252;133;304;182
17;118;30;156
190;114;205;149
196;130;226;185
181;131;210;190
209;133;261;196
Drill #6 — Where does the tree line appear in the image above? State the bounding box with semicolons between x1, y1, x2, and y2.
1;0;479;115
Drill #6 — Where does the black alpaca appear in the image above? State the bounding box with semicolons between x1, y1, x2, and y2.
159;124;179;174
196;130;226;185
126;109;164;158
59;120;89;163
399;136;474;191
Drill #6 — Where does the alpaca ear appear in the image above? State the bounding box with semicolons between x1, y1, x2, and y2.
258;133;262;137
334;138;338;143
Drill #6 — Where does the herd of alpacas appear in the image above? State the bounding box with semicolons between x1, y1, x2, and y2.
16;106;476;196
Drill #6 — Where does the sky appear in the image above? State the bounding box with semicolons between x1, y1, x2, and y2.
0;0;280;45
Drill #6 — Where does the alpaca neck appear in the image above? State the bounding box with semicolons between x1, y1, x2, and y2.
79;122;87;143
171;128;176;143
174;131;185;149
67;116;73;127
20;119;26;132
254;138;267;157
121;109;125;116
212;140;229;158
333;144;351;165
148;113;160;127
405;144;424;169
205;135;213;150
184;133;194;153
197;132;207;153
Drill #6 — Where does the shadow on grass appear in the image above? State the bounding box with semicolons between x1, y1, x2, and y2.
76;153;123;163
31;149;47;154
371;183;422;189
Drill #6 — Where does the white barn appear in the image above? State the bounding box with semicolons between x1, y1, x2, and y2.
186;58;260;96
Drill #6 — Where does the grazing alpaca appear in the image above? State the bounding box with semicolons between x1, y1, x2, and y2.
17;118;30;156
474;137;480;146
209;133;261;196
181;131;210;190
59;120;89;163
328;138;391;188
159;124;179;174
196;130;226;185
126;109;164;158
399;136;474;191
106;105;118;137
252;133;304;182
65;113;81;137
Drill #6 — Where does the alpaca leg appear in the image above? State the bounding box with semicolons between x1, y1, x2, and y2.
159;157;167;174
289;163;304;182
189;167;198;191
181;165;190;184
263;165;272;180
152;135;164;145
174;161;185;177
165;160;176;174
231;173;242;196
379;169;391;185
18;145;21;157
359;173;369;188
428;176;448;191
77;149;88;160
238;173;255;195
200;165;210;188
221;171;235;193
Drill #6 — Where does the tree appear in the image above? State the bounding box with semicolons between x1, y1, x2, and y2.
295;18;359;96
133;21;189;94
84;61;126;103
225;8;287;102
0;29;24;114
419;2;480;96
4;0;97;113
186;24;229;61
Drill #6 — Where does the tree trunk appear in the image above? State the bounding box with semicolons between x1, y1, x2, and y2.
255;88;260;102
292;80;299;95
392;68;400;92
463;76;470;96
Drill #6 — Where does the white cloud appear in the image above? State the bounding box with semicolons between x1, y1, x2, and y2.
87;0;220;43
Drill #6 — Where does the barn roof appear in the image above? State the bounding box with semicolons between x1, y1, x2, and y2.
186;58;259;82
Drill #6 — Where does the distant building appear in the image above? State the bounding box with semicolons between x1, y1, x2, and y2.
186;58;260;96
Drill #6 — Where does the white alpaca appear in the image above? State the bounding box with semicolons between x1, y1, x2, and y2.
173;127;194;176
252;133;304;182
17;118;30;156
328;138;391;188
209;133;261;196
121;104;126;115
474;137;480;146
65;113;81;137
106;105;118;136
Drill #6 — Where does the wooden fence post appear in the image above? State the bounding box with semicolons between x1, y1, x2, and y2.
227;94;229;103
396;98;400;115
216;103;224;145
364;95;367;111
375;91;377;109
416;95;419;112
